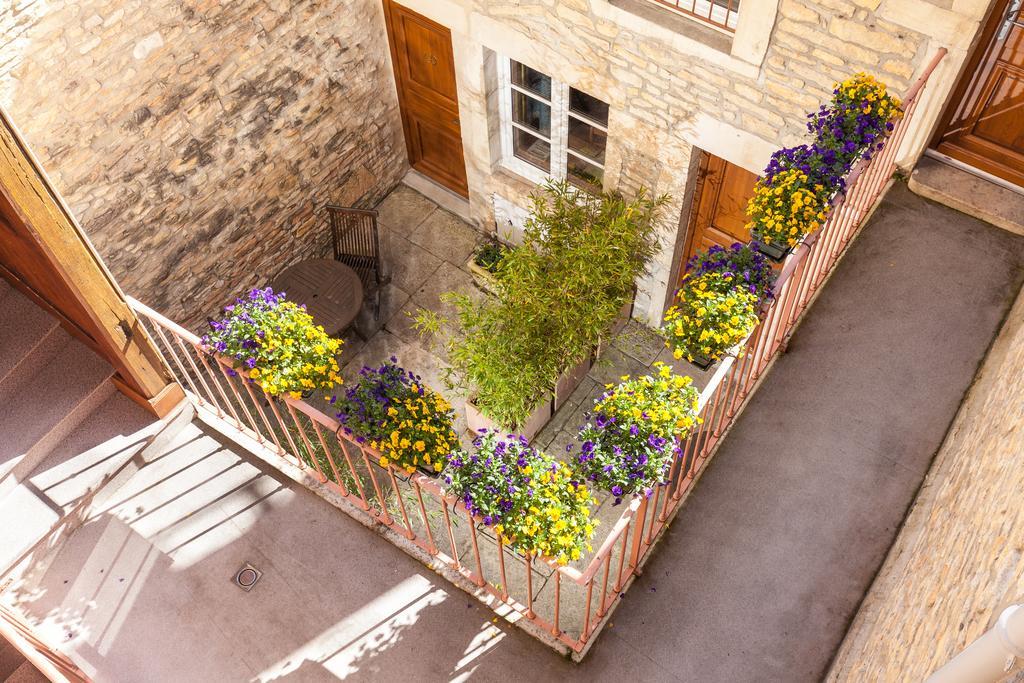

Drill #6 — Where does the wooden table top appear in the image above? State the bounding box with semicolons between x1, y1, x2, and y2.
271;258;363;336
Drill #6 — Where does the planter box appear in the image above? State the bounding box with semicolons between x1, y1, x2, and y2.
465;395;553;442
466;255;500;294
554;353;593;412
752;238;795;263
465;292;633;440
596;297;635;360
609;296;634;337
688;352;715;371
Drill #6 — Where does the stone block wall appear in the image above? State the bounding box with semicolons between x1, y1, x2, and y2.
411;0;983;325
0;0;406;328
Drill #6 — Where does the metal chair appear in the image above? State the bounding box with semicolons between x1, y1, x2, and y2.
325;205;389;321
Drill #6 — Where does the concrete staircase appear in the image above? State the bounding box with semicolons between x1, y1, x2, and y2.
0;279;180;681
0;278;164;575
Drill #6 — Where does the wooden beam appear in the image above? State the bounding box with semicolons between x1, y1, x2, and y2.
0;108;182;417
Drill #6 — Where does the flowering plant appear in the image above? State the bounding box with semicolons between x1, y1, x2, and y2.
746;168;831;248
809;73;903;166
685;242;777;305
445;431;534;526
203;288;342;399
762;142;848;195
332;358;457;474
661;272;759;363
574;363;700;502
444;430;596;564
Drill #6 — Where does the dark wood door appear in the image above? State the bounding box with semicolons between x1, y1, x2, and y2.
935;0;1024;187
679;152;758;283
384;1;469;197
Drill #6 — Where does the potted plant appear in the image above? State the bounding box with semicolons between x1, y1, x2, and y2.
417;292;558;441
745;168;832;262
330;357;459;476
203;287;343;399
809;72;903;169
685;242;777;307
443;430;597;566
466;240;509;294
747;73;904;262
417;180;666;438
574;363;701;503
660;271;760;369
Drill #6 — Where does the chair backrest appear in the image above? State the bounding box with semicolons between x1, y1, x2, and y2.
326;205;382;286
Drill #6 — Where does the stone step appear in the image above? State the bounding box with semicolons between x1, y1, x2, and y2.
0;637;25;680
909;155;1024;236
0;336;114;494
0;289;60;390
5;660;48;683
22;392;159;514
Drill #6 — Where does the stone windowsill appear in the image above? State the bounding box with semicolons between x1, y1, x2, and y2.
608;0;733;56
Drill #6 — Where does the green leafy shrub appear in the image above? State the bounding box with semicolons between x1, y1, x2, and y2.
418;180;666;429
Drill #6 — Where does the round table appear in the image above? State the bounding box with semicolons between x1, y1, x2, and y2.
270;258;364;336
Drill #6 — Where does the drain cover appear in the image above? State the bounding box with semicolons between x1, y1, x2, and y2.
234;563;262;592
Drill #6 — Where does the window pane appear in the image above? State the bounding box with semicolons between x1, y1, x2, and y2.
567;117;607;164
567;153;603;190
512;91;551;136
569;88;609;126
511;60;551;99
513;128;551;172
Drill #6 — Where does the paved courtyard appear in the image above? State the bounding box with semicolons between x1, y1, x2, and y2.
7;182;1024;682
331;183;717;453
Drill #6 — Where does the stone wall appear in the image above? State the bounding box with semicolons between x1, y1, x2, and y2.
827;288;1024;681
0;0;407;328
400;0;988;324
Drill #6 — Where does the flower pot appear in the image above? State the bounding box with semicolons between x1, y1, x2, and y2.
687;352;715;371
751;239;794;263
609;295;634;337
465;395;553;443
596;293;636;360
466;255;500;294
390;462;441;482
554;353;593;411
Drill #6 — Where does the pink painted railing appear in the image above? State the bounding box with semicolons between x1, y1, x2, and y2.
126;50;945;659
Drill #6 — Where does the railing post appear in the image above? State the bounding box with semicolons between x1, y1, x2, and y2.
926;605;1024;683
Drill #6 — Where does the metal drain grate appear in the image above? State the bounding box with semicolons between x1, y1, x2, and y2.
234;563;262;592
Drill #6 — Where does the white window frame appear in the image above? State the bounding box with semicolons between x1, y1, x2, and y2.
496;58;609;189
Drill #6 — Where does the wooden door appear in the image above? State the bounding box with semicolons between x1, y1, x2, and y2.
935;0;1024;187
383;2;469;197
679;152;758;281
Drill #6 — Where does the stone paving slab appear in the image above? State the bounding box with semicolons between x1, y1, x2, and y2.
408;208;479;265
375;184;438;238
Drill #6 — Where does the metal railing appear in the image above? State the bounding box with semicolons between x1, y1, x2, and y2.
647;0;740;32
125;50;945;659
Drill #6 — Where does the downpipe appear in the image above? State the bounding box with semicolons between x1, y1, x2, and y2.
926;605;1024;683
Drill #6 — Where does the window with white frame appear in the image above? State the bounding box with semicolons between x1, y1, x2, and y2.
497;58;610;191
